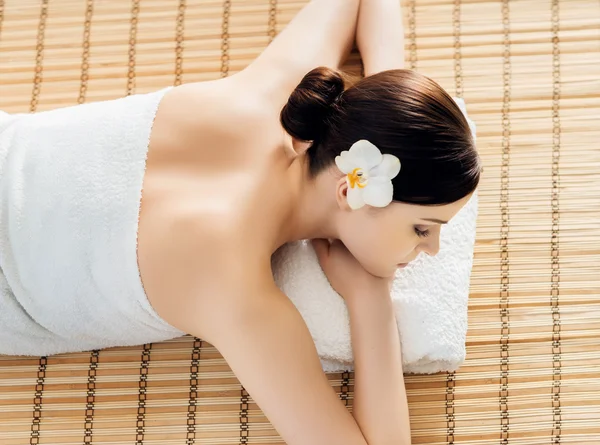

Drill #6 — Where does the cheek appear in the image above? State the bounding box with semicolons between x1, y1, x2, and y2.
339;224;381;266
348;222;407;267
395;231;418;257
375;224;420;265
341;217;418;275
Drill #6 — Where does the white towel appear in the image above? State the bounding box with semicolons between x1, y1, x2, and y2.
0;88;186;357
272;98;478;374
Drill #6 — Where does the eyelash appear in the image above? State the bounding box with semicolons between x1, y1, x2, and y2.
414;227;430;238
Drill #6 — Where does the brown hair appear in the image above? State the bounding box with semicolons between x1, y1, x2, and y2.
280;67;481;205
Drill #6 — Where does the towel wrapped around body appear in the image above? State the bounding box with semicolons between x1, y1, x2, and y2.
0;88;186;356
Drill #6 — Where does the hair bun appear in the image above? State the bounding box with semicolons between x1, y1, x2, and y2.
280;67;345;142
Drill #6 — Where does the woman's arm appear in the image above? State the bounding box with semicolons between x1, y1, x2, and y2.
356;0;406;76
169;249;409;445
311;239;412;445
347;290;412;445
238;0;360;105
181;280;371;445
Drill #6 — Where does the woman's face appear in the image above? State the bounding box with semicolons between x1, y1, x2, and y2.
337;192;473;279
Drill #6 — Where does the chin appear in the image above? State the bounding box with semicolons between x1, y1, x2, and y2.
369;265;395;279
359;262;383;278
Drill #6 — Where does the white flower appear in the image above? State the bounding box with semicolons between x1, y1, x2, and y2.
334;140;401;210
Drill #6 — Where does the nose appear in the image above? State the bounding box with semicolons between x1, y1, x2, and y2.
418;231;441;257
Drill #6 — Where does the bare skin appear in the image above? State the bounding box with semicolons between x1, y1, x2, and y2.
136;1;472;445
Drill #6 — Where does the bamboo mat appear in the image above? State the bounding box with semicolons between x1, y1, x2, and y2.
1;0;599;444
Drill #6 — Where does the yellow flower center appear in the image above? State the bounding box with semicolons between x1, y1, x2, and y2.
347;168;367;189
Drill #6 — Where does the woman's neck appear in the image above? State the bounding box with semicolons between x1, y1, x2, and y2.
272;155;339;249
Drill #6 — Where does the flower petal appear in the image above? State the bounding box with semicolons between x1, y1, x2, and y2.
349;140;383;170
370;154;401;179
362;177;394;208
346;185;365;210
335;151;359;174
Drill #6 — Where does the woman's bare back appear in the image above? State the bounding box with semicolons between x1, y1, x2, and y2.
136;78;297;334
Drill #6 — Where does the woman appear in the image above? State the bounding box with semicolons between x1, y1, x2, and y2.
0;0;480;444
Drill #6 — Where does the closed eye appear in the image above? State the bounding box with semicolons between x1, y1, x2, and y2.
414;227;430;238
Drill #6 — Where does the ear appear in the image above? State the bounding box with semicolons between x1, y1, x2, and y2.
291;138;313;156
335;175;352;211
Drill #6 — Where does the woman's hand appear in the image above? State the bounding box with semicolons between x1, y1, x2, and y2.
311;238;392;306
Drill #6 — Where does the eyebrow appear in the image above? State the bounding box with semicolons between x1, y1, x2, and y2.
421;218;449;224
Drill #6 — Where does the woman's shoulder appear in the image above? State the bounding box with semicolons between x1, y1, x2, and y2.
156;75;282;146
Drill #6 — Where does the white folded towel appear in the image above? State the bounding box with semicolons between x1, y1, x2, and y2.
272;98;478;374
